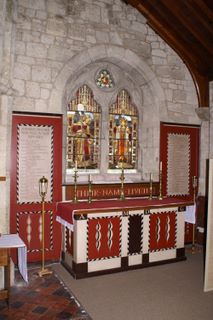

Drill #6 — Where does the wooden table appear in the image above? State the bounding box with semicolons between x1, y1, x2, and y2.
0;234;28;305
0;248;10;305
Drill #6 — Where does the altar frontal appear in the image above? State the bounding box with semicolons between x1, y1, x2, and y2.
56;197;191;279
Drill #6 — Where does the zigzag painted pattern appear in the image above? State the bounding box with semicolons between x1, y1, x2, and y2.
86;215;121;262
148;210;177;253
16;210;54;253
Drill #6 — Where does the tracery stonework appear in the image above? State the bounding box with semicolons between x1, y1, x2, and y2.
95;69;114;89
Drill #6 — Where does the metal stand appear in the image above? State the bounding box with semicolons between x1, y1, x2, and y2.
38;176;52;277
73;168;78;203
191;176;201;254
149;173;153;200
88;175;92;203
120;166;125;200
38;197;52;277
158;169;163;200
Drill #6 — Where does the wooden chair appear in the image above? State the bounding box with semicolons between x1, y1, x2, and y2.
0;248;10;306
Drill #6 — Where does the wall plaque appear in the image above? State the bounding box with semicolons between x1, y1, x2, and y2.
17;124;53;203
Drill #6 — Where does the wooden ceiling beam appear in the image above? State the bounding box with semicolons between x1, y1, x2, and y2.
184;0;213;36
193;0;213;22
135;1;209;74
122;0;211;107
160;0;213;55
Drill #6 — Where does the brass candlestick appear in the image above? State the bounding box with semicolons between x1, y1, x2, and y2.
88;174;92;203
73;166;78;203
38;176;52;277
149;173;153;200
158;162;163;200
120;166;125;200
191;176;198;254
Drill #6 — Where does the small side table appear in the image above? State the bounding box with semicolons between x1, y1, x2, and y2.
0;234;28;306
0;248;10;305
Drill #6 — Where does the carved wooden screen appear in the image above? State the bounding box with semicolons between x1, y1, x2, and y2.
109;89;138;169
67;85;101;170
160;122;200;201
10;113;62;262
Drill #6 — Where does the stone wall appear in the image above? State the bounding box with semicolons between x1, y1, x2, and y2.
0;0;208;233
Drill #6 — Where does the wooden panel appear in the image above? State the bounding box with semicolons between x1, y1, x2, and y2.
149;211;176;251
87;217;121;261
128;215;142;255
0;249;10;304
10;113;62;263
204;160;213;292
184;222;193;244
64;182;159;200
160;122;200;201
0;249;8;266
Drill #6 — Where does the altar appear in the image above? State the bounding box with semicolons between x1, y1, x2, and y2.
56;197;192;279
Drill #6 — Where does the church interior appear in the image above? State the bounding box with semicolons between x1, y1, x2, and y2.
0;0;213;319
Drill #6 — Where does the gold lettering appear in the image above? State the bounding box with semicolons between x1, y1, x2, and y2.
113;189;120;196
93;189;102;197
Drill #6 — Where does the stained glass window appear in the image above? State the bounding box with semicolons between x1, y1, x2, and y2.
109;89;138;169
67;85;101;170
96;69;114;89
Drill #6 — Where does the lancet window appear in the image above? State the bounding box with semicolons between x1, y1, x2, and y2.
108;89;138;169
66;85;101;170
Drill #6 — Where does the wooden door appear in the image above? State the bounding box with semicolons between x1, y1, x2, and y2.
160;122;200;201
160;122;200;244
10;113;62;262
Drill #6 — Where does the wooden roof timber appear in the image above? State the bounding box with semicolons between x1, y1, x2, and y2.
122;0;213;107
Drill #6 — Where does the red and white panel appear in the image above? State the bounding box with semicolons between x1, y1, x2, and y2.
87;216;121;261
149;209;176;252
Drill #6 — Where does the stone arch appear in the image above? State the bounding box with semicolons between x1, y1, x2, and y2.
49;44;168;181
49;44;167;119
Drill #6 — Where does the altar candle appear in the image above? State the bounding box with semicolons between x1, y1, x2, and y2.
88;174;91;182
160;161;162;171
75;160;77;170
150;173;152;181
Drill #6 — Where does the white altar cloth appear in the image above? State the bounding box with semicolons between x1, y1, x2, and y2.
0;234;28;282
185;205;196;224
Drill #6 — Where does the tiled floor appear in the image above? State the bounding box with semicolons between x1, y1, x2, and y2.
0;265;92;320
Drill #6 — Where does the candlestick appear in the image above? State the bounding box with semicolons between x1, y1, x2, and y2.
73;166;78;203
88;176;92;203
158;169;163;200
38;177;52;277
149;173;153;200
190;175;200;254
120;167;125;200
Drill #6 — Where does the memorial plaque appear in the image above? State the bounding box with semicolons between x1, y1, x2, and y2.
167;133;190;196
17;124;53;203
